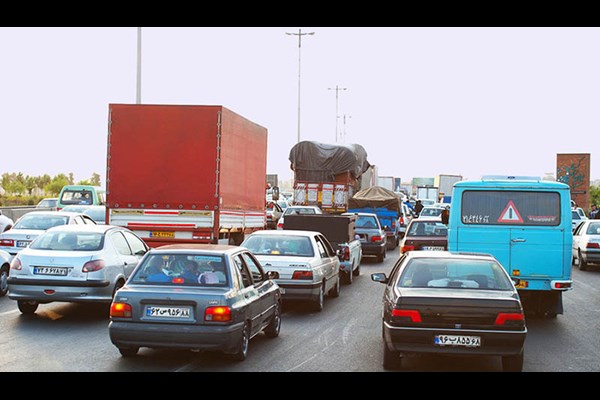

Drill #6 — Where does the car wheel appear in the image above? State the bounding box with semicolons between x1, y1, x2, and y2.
329;275;340;298
353;262;360;276
311;283;325;312
578;250;588;271
264;301;281;338
382;341;402;370
17;300;39;315
118;347;139;357
112;279;125;300
502;350;524;372
344;267;353;285
0;266;9;297
231;322;250;361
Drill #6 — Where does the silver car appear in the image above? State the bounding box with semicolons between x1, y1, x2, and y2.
7;224;149;314
109;244;282;360
572;220;600;270
241;229;341;311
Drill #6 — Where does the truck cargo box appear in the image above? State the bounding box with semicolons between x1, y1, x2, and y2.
283;214;356;246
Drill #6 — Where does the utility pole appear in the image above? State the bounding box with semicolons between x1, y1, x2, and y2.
286;29;315;143
328;85;347;143
342;114;352;144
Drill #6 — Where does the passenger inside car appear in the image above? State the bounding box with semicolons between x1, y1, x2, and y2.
144;257;170;283
198;262;226;284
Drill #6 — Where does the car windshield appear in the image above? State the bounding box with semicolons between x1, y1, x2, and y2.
242;235;314;257
84;208;106;223
356;216;379;229
397;258;514;290
408;221;448;236
130;254;229;287
13;214;69;230
586;222;600;235
30;231;104;251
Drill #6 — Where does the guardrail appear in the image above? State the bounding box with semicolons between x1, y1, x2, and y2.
0;206;56;221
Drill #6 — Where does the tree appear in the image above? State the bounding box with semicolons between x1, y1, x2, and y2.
5;180;26;195
44;174;70;196
90;172;101;186
590;185;600;208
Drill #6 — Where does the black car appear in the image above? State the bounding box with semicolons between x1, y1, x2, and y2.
343;212;386;262
371;251;527;371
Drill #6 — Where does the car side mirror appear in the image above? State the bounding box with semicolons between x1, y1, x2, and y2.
371;273;388;284
266;271;279;280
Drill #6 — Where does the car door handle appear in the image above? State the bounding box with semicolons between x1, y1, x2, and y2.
511;238;526;243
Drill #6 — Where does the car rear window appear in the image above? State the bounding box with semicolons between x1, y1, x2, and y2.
30;231;104;251
242;235;314;257
586;223;600;235
407;221;448;236
397;258;514;290
130;254;229;287
356;216;379;229
14;215;69;230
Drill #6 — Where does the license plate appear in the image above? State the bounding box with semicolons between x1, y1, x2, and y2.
33;266;68;276
434;334;481;347
16;241;31;248
423;246;445;251
150;231;175;238
146;306;191;318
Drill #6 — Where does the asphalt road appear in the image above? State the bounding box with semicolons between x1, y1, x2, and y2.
0;250;599;372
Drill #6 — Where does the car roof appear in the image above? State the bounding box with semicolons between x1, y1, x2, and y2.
247;229;318;237
45;224;118;233
404;250;497;261
151;243;241;255
20;210;85;218
342;212;378;217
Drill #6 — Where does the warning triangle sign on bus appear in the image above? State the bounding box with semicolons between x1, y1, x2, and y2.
498;200;523;223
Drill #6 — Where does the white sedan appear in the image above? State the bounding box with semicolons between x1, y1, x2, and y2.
7;224;149;314
0;211;13;233
241;229;340;312
572;220;600;271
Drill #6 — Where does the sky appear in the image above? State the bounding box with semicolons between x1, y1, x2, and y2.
1;27;598;186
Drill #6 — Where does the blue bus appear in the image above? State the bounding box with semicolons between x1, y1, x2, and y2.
447;176;572;317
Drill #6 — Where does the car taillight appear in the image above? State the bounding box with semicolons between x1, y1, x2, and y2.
553;281;572;289
82;260;105;272
110;302;132;318
494;312;524;326
0;239;14;247
391;220;396;229
401;245;414;253
10;257;21;270
586;242;600;249
292;270;313;280
371;235;383;243
391;309;422;323
340;246;350;261
277;221;284;229
205;306;232;322
399;216;405;225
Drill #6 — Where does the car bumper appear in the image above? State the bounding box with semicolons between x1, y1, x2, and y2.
339;261;353;273
109;320;245;353
383;322;526;356
277;280;322;301
7;277;113;302
581;250;600;264
360;242;386;255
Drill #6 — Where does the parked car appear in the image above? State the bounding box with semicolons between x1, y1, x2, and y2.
60;205;107;224
35;198;58;209
0;211;97;259
240;229;341;311
266;201;284;229
572;220;600;270
400;218;448;254
371;251;527;371
7;224;149;314
572;208;588;232
0;211;14;233
276;205;322;230
343;212;386;262
0;249;11;296
108;244;282;360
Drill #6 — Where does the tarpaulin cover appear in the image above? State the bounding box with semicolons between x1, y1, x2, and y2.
348;186;401;212
289;141;370;182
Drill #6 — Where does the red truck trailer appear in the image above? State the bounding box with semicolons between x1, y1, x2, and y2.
106;104;268;247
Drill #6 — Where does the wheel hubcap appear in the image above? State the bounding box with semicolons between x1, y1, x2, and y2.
0;271;8;293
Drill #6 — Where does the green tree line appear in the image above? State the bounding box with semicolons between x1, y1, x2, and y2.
0;172;101;206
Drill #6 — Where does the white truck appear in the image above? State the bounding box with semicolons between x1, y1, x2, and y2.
378;176;395;192
416;186;439;202
435;174;463;200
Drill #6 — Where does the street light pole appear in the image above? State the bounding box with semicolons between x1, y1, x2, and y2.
136;27;142;104
342;114;352;144
328;85;347;143
286;29;315;143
